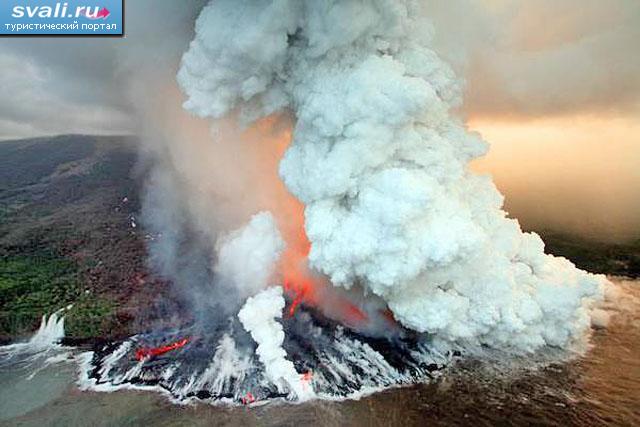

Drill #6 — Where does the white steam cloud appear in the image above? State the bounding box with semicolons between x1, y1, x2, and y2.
215;211;284;299
178;0;608;352
238;286;313;400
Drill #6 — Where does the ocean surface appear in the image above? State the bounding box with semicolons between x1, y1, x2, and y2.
1;278;638;426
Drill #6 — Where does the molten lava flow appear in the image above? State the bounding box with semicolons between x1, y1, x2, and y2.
241;391;256;405
273;171;369;325
242;116;369;326
242;116;321;316
342;302;369;326
135;337;189;361
287;291;304;318
281;221;317;317
276;217;316;317
301;370;313;390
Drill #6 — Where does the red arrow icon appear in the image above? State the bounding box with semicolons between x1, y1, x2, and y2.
96;7;110;19
87;7;110;20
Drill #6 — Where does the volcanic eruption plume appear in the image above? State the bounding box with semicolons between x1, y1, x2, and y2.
84;0;611;404
177;0;607;352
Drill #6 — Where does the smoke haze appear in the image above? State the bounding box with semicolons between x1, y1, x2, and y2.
472;114;640;242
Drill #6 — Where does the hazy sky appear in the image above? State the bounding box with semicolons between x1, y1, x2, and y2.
0;0;637;139
0;0;638;240
428;0;640;120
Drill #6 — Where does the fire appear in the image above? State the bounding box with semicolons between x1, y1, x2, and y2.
135;337;190;361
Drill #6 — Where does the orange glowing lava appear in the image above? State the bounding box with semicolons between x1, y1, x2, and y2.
281;216;318;317
302;370;313;382
343;301;369;326
243;116;320;316
241;391;256;405
243;116;368;326
135;337;190;361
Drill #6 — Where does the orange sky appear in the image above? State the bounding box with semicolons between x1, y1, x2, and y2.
420;0;640;242
469;113;640;241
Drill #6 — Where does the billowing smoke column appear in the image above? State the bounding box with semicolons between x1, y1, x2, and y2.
215;212;284;299
238;286;313;400
178;0;608;353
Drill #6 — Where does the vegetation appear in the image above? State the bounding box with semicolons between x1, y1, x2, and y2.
0;252;117;338
0;135;154;343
